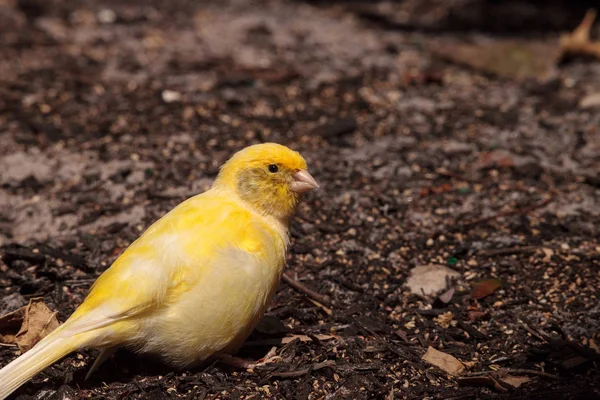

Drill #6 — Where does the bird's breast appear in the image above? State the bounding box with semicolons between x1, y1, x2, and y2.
138;222;286;366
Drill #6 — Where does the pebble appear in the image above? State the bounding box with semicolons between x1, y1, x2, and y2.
162;90;182;103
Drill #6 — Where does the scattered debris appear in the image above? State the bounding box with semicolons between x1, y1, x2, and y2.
1;0;600;398
433;311;454;329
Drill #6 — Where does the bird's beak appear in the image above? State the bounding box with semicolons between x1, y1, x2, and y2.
290;169;319;193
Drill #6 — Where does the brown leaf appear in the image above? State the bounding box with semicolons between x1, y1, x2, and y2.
0;307;26;345
0;298;60;352
422;346;465;376
500;375;532;388
470;278;502;300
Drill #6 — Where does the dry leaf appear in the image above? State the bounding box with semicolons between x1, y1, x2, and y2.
0;307;26;345
0;298;60;352
501;375;532;388
405;265;460;296
422;346;465;376
470;278;502;300
560;9;600;60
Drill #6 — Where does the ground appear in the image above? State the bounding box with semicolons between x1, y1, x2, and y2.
0;0;599;399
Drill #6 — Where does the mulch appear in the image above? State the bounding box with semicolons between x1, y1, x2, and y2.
0;0;599;399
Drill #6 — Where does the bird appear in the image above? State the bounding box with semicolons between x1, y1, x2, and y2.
0;142;318;399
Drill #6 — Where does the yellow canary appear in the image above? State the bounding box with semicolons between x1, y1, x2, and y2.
0;143;318;399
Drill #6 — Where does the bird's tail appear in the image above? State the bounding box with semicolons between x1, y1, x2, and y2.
0;326;86;400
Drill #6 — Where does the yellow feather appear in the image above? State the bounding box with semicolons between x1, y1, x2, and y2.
0;143;316;399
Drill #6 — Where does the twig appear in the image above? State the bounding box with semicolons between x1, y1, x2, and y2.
504;368;560;380
461;196;554;228
282;273;331;306
306;298;333;315
478;246;546;257
457;321;486;340
269;360;335;378
465;368;560;380
487;356;511;365
519;320;550;342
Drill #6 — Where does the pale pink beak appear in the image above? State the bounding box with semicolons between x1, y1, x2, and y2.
290;169;319;193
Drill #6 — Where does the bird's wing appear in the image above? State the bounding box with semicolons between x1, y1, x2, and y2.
62;192;258;337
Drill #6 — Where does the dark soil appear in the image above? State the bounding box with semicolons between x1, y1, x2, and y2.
1;0;599;399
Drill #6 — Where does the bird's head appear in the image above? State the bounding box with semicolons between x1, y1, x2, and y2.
214;143;318;220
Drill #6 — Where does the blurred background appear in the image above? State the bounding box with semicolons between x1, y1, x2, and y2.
0;0;599;399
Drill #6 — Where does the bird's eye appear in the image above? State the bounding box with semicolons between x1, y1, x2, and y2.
268;164;279;173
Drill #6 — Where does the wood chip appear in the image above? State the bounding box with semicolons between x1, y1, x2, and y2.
422;346;465;376
560;9;600;60
500;375;532;388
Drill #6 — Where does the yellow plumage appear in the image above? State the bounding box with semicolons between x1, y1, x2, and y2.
0;143;318;399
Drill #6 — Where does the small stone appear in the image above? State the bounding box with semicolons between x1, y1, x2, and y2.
405;264;461;295
162;90;182;103
97;9;117;24
579;93;600;108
